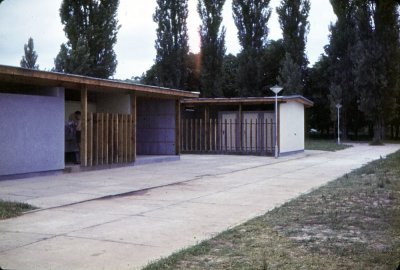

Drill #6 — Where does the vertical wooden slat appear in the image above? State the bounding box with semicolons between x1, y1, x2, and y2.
114;114;119;163
209;118;213;152
250;119;253;153
220;119;223;151
108;114;114;164
270;119;274;154
229;119;232;152
87;113;93;166
104;113;109;164
195;119;198;151
175;100;181;155
238;104;243;152
190;119;194;151
204;106;209;151
98;113;104;165
214;119;217;152
95;113;99;165
131;94;137;162
224;119;228;152
127;115;132;162
199;119;202;151
264;119;268;154
118;114;122;163
186;119;189;152
244;119;248;153
124;114;128;163
80;86;88;166
122;114;128;163
181;119;184;153
255;119;258;153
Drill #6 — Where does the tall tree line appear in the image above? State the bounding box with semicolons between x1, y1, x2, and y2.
232;0;272;96
198;0;226;97
277;0;310;95
143;0;302;97
308;0;400;142
54;0;120;79
152;0;189;89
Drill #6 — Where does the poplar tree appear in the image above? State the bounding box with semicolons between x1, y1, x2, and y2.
198;0;226;97
353;0;400;143
54;0;120;79
153;0;189;90
326;0;358;139
277;0;310;95
20;37;39;70
232;0;271;96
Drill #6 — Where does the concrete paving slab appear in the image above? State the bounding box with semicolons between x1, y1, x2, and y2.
0;235;170;270
0;143;399;270
0;209;123;235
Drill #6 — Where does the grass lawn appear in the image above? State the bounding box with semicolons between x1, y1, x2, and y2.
305;139;352;151
0;200;37;220
143;151;400;270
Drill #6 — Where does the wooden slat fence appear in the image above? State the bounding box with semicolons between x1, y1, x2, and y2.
86;113;135;166
181;118;276;155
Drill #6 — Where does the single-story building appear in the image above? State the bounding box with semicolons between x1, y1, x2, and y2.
180;96;314;156
0;65;313;178
0;65;198;178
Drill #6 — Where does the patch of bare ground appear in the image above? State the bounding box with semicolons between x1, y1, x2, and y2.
143;152;400;270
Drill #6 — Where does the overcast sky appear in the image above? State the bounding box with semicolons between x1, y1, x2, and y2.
0;0;336;80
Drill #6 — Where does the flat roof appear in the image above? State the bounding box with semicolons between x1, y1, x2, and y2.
0;65;199;99
182;96;314;107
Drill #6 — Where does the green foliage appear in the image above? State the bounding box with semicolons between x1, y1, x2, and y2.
276;0;310;70
304;55;332;135
258;39;285;91
153;0;189;90
198;0;226;97
232;0;272;96
327;1;359;139
54;0;120;79
278;53;303;95
276;0;310;95
20;37;39;70
221;54;239;97
353;0;400;143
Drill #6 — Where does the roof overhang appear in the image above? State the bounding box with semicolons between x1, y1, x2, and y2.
0;65;199;99
181;96;314;108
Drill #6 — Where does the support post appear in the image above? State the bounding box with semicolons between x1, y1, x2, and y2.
274;94;279;158
176;99;181;155
131;93;137;162
81;85;88;166
204;106;209;151
239;103;243;152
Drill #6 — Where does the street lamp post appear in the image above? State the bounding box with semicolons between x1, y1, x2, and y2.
270;85;283;158
336;103;342;145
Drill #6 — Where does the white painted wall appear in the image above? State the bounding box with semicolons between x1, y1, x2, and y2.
0;88;65;176
96;93;131;114
65;101;96;122
279;102;305;154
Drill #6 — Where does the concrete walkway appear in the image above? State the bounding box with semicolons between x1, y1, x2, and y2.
0;143;399;270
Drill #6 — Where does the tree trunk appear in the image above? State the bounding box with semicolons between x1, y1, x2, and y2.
372;120;383;144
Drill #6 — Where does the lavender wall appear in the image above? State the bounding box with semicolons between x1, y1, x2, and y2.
137;98;176;155
0;88;65;176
